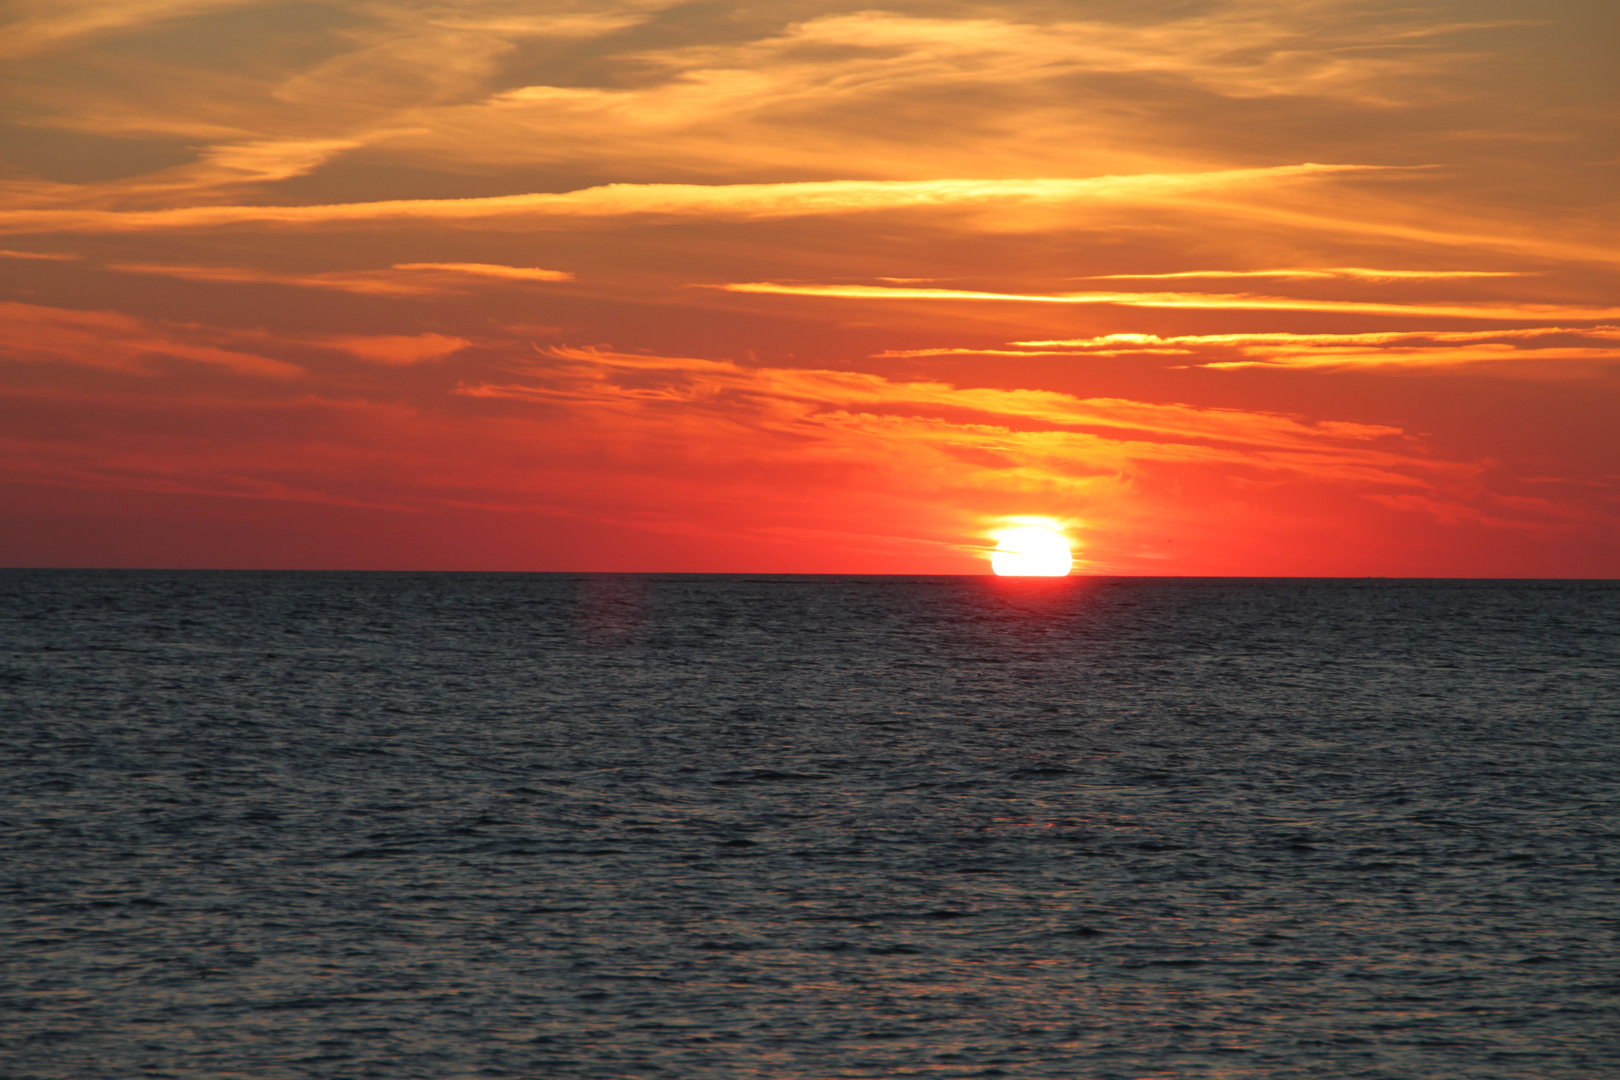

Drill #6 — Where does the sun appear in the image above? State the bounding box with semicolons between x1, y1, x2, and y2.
989;523;1074;577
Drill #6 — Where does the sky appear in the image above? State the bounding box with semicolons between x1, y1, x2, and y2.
1;0;1616;575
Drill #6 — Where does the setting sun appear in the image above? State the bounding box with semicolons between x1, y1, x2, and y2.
989;524;1074;577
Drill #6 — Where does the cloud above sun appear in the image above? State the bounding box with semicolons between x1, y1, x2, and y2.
709;283;1620;323
0;0;1616;574
0;167;1382;234
2;324;1514;571
97;261;573;296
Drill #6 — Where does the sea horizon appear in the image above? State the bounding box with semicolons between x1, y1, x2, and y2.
6;567;1616;580
5;571;1615;1078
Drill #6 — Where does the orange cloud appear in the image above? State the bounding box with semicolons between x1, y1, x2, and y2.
310;334;470;365
1202;346;1620;372
962;327;1620;375
102;260;571;296
714;283;1620;321
424;343;1586;570
459;345;1449;488
0;0;260;59
0;249;81;261
0;301;299;377
4;2;1615;575
874;347;1195;358
0;166;1386;235
389;262;572;282
3;323;1607;574
1017;328;1620;348
389;7;1506;184
1081;268;1534;281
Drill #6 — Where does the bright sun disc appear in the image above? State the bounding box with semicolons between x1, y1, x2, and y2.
989;526;1073;577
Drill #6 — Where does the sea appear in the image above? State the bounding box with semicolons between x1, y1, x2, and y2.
2;571;1616;1079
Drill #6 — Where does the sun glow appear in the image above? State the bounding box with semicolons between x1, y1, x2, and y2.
988;522;1074;577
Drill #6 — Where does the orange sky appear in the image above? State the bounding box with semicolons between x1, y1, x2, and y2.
2;0;1616;574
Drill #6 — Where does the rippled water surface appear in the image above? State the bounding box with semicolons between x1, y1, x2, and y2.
3;571;1617;1079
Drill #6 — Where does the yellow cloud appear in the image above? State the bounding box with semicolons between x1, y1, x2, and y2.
390;262;572;282
1081;268;1534;281
714;283;1620;321
873;347;1195;358
453;345;1449;495
0;0;260;59
100;260;572;295
1016;328;1620;347
1202;345;1620;371
0;301;299;377
0;248;81;261
311;334;470;365
0;166;1386;235
1001;327;1620;374
397;6;1500;181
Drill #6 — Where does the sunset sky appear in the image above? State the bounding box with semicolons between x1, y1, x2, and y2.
2;0;1616;574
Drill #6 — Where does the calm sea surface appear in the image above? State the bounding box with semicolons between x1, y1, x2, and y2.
2;571;1617;1079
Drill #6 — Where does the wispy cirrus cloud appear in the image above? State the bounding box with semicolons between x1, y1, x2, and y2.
459;344;1444;488
435;342;1598;566
264;6;665;119
395;6;1512;182
901;327;1620;375
714;283;1620;322
1204;345;1620;372
0;331;1468;555
0;301;299;376
0;249;82;261
101;260;572;295
1015;328;1620;348
0;166;1385;235
0;304;470;387
390;262;572;282
309;333;470;365
875;347;1196;358
4;1;1615;574
0;0;260;59
6;2;1507;189
2;321;1602;573
1081;268;1534;282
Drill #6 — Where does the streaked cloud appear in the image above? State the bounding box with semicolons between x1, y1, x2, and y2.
101;262;439;297
0;301;299;377
102;260;572;296
266;7;662;117
0;0;260;59
0;249;82;261
390;263;572;282
1203;345;1620;372
2;1;1616;573
0;330;1479;560
1081;268;1534;282
311;333;470;365
0;166;1385;235
193;139;366;186
397;6;1510;181
1016;328;1620;348
951;327;1620;375
460;344;1443;487
713;283;1620;322
874;347;1195;358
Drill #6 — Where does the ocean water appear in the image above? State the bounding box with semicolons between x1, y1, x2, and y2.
2;571;1616;1080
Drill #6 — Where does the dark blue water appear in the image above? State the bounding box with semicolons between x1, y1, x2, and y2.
3;572;1617;1079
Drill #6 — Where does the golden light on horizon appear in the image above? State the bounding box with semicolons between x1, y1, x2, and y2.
988;523;1074;577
